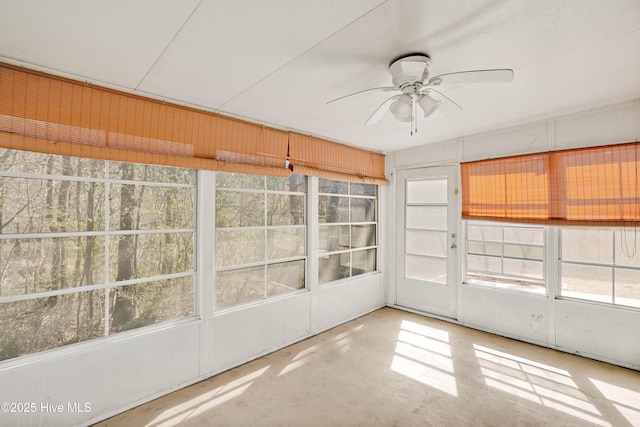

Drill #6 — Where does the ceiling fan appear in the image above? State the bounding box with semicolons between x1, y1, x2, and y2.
327;53;514;135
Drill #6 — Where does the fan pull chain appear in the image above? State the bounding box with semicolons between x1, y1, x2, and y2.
410;95;414;136
410;94;417;136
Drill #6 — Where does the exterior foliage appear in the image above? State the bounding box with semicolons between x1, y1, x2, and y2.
0;149;195;361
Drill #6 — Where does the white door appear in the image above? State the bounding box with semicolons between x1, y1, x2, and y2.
396;166;459;319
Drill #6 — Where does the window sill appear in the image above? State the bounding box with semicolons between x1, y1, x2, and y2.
213;288;311;315
319;270;382;288
463;280;547;296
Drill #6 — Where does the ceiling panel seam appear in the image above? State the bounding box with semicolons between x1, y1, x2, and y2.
216;0;390;110
135;0;205;91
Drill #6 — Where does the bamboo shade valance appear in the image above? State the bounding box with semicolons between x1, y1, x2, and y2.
0;63;387;184
461;142;640;226
289;132;387;185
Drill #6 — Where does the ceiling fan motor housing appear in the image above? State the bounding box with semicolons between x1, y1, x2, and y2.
389;54;431;90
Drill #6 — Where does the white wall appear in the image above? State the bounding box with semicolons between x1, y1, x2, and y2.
0;174;386;426
0;321;201;427
389;99;640;370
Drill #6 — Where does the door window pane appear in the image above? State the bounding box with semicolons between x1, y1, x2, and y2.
406;206;447;231
406;255;447;284
406;230;447;258
407;179;447;204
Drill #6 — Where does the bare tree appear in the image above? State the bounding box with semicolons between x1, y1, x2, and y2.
111;163;136;329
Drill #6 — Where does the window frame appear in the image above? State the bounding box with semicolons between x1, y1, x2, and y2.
463;220;547;295
317;179;379;285
0;149;198;362
559;226;640;309
213;173;308;311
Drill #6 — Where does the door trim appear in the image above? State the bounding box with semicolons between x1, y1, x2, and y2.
395;165;459;320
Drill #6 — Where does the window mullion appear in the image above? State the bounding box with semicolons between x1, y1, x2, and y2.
612;229;617;304
104;161;110;337
264;192;268;299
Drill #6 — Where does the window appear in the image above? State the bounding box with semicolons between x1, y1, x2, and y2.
465;222;545;294
0;149;196;362
318;178;377;284
560;227;640;308
215;173;306;310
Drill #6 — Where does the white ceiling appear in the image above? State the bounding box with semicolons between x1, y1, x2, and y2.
1;0;639;154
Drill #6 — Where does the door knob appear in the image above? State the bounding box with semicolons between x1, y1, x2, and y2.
451;243;457;249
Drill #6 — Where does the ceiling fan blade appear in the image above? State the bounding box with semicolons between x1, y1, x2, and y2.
327;87;396;105
365;94;400;126
427;69;514;87
422;88;462;114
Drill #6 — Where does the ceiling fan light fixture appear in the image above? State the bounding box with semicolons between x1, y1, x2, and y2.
418;94;441;118
390;94;412;121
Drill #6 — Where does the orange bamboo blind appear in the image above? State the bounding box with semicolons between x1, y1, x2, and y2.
0;63;387;184
289;132;387;185
461;142;640;226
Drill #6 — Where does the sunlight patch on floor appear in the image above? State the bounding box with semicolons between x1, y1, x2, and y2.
278;325;363;377
397;330;451;358
148;366;270;427
278;358;309;377
391;320;457;396
589;378;640;426
400;320;450;343
474;344;611;427
391;354;458;397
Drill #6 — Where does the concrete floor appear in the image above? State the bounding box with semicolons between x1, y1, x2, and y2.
95;308;640;427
